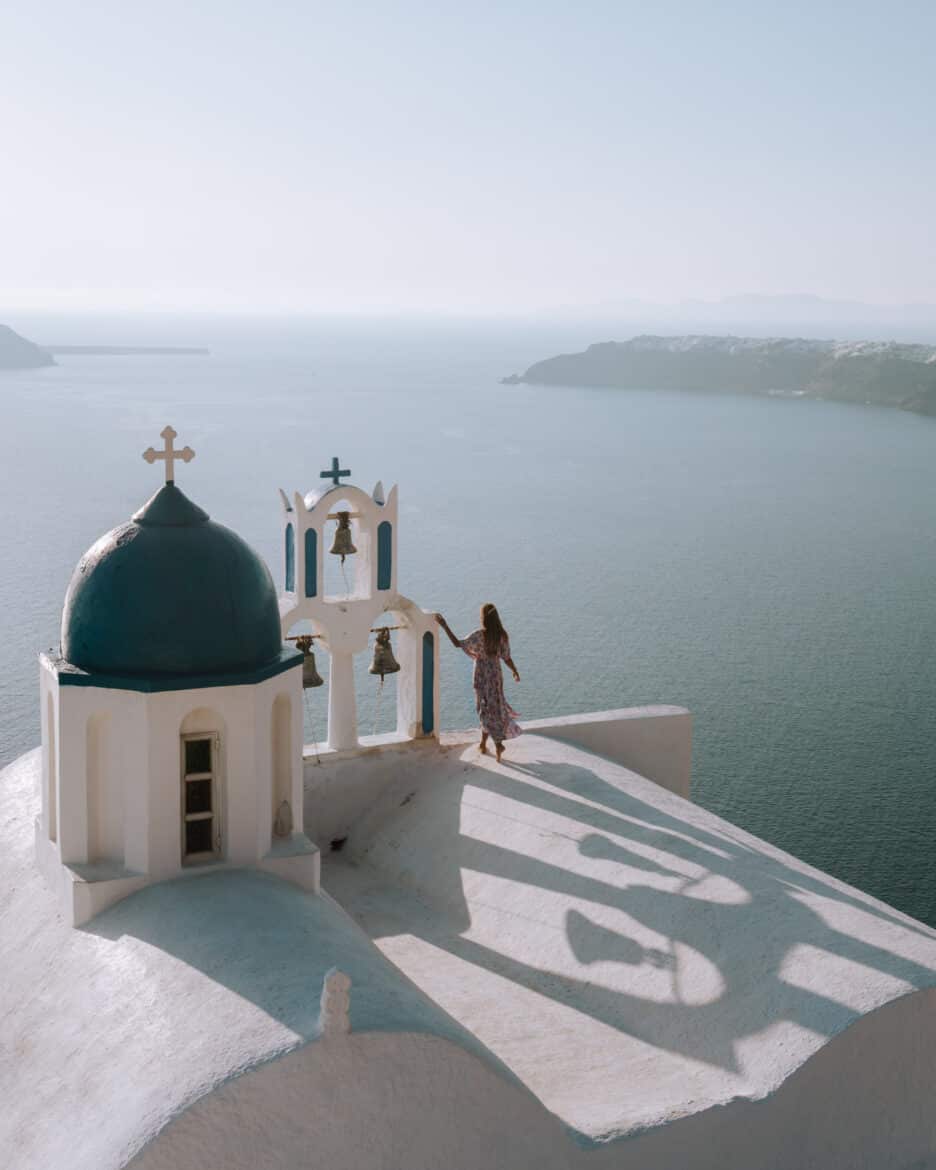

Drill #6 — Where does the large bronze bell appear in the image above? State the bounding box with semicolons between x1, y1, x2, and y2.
296;636;325;688
369;627;400;680
329;512;357;563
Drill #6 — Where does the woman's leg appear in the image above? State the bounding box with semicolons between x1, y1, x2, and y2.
495;739;504;763
479;731;489;754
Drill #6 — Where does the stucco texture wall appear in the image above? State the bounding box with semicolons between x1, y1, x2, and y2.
130;1032;570;1170
323;732;936;1167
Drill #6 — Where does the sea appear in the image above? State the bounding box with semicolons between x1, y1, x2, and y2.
2;314;935;926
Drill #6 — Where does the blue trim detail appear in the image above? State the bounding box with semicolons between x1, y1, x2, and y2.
48;646;302;694
422;632;434;735
285;523;295;592
304;528;317;598
320;456;351;485
377;521;392;591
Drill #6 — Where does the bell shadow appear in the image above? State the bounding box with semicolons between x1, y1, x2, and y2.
567;907;673;970
510;758;936;941
427;825;879;1070
578;831;686;877
343;749;936;1074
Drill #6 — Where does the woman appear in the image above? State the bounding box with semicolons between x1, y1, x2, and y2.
436;603;521;763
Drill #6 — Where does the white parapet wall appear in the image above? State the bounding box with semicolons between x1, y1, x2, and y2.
37;655;318;926
521;705;692;799
302;706;692;850
303;735;440;849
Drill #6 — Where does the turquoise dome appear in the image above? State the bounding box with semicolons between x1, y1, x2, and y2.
61;484;285;679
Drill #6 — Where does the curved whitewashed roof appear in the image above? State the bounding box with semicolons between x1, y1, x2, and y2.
6;732;936;1168
324;732;936;1146
0;751;508;1170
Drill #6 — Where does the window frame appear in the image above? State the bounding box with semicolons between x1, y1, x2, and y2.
180;732;222;864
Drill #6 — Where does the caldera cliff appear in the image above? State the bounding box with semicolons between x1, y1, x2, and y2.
503;334;936;415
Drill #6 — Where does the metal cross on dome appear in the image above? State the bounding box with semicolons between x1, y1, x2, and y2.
142;425;195;485
320;456;351;486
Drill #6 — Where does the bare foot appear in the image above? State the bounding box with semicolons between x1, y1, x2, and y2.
479;741;488;755
495;742;504;763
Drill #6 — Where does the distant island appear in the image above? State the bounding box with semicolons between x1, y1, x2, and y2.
502;334;936;416
0;322;209;369
45;345;209;356
0;324;55;370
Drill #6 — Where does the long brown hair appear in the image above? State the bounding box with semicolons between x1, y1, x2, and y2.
481;603;507;657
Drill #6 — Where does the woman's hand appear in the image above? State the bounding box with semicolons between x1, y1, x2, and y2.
435;614;462;649
512;670;520;683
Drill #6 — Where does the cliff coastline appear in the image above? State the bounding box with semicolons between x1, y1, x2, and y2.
503;334;936;416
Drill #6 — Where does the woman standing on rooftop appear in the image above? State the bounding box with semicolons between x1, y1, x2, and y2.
436;603;521;763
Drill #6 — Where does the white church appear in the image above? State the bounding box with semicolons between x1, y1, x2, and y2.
4;427;936;1170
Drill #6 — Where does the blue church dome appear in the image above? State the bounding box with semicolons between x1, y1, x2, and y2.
61;484;287;680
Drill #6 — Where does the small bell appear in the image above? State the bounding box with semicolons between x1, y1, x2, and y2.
369;627;400;680
329;511;357;563
296;636;324;688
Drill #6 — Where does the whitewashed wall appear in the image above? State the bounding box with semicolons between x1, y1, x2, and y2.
279;480;440;749
128;988;936;1170
37;656;315;925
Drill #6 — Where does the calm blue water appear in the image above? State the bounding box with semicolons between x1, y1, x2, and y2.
3;315;936;925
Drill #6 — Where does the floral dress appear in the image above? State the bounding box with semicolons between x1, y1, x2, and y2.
459;629;522;742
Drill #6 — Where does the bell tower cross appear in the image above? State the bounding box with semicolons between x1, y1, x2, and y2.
320;456;351;487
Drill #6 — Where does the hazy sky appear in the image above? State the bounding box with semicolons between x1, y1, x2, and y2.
2;1;935;314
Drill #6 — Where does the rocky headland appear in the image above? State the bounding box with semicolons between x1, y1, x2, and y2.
502;334;936;416
0;324;210;367
0;324;55;370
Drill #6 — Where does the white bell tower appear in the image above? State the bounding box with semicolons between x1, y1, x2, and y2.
278;457;440;751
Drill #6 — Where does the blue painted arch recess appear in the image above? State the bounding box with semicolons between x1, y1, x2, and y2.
422;631;434;735
285;523;295;592
304;529;317;597
377;521;392;591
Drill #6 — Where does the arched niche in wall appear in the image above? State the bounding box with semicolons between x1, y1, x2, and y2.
285;522;296;593
47;693;57;843
86;711;123;866
271;692;292;826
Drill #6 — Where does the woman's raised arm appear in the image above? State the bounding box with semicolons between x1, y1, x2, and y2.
434;613;462;649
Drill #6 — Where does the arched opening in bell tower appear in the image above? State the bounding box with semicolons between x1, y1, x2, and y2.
356;638;399;739
285;619;329;753
323;498;370;602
